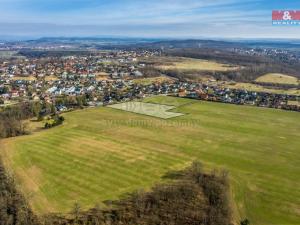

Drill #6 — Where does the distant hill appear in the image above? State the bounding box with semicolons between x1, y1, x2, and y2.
28;37;164;46
4;37;300;50
137;39;300;50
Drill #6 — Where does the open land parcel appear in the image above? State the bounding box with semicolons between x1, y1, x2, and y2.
0;96;299;225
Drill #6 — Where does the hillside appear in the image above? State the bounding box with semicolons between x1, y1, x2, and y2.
255;73;299;85
0;96;299;225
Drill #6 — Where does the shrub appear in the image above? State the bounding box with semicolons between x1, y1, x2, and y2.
241;219;250;225
44;115;65;129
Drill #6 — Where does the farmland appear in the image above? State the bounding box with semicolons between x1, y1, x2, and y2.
156;57;238;72
255;73;299;85
132;76;174;85
12;76;37;81
223;82;300;95
0;96;300;225
95;72;110;81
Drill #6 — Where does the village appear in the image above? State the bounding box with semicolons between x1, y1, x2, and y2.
0;50;299;112
1;1;300;224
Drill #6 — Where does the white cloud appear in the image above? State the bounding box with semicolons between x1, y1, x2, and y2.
0;0;299;38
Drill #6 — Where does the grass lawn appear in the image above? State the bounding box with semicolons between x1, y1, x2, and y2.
12;76;37;81
132;76;174;85
44;75;59;81
0;96;299;225
95;72;110;81
255;73;299;85
288;100;300;106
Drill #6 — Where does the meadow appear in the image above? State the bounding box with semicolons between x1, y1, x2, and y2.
12;76;37;81
0;96;299;225
108;101;184;119
224;82;300;95
156;57;238;72
255;73;299;85
132;76;173;85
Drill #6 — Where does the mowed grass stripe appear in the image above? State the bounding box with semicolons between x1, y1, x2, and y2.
19;136;183;186
18;144;111;192
2;96;299;225
21;154;101;201
20;141;186;209
21;150;135;207
55;128;192;165
19;132;193;205
32;131;188;169
26;138;186;186
19;141;147;187
20;128;258;192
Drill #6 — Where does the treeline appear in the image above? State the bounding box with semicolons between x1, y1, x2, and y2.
55;95;88;108
0;95;90;139
0;101;45;138
140;66;162;77
0;160;38;225
252;81;299;89
17;50;94;58
43;162;232;225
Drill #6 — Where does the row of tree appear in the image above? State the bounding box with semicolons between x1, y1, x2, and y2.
54;95;88;108
0;101;53;138
0;160;39;225
0;102;38;138
0;94;91;138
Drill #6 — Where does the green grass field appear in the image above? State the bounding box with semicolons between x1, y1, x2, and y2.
132;76;173;85
1;96;300;225
255;73;299;85
156;57;238;72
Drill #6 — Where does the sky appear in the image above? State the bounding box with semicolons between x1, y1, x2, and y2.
0;0;300;39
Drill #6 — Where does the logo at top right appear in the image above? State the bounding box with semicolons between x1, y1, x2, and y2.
272;10;300;25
